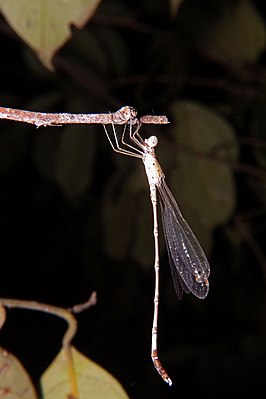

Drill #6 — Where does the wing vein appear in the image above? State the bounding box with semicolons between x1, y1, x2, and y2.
158;179;210;299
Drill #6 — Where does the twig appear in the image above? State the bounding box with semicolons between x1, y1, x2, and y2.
0;105;169;128
0;292;97;399
107;74;261;99
0;305;6;331
69;291;97;314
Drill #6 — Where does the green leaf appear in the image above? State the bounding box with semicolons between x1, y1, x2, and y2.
249;102;266;205
251;101;266;168
54;125;95;199
169;0;183;18
130;193;155;269
0;126;29;175
0;347;37;399
103;160;157;269
103;171;136;261
33;125;95;199
205;0;266;65
41;346;130;399
169;101;238;252
103;166;144;259
0;0;102;70
73;27;129;77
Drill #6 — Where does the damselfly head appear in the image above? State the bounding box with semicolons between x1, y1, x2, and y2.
146;135;158;148
115;106;138;123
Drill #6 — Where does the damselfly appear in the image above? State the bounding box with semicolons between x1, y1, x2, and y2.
103;106;210;385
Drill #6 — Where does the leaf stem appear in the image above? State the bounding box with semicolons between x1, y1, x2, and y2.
0;293;97;399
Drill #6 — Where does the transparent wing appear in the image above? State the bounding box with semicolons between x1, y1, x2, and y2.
167;253;190;300
158;179;210;299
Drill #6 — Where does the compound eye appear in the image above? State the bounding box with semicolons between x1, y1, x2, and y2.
147;136;158;148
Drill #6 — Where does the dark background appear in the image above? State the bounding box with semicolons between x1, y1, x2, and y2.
0;1;266;398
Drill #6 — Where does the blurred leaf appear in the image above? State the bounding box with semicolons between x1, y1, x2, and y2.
169;0;183;18
103;155;165;269
33;125;62;180
0;347;37;399
251;102;266;168
249;101;266;204
205;0;266;65
103;166;143;261
0;0;102;70
131;193;155;269
0;126;29;175
54;125;95;199
169;101;238;253
33;125;95;199
69;26;129;77
41;346;130;399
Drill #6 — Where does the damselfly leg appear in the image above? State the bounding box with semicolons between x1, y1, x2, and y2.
104;116;210;386
103;120;143;158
